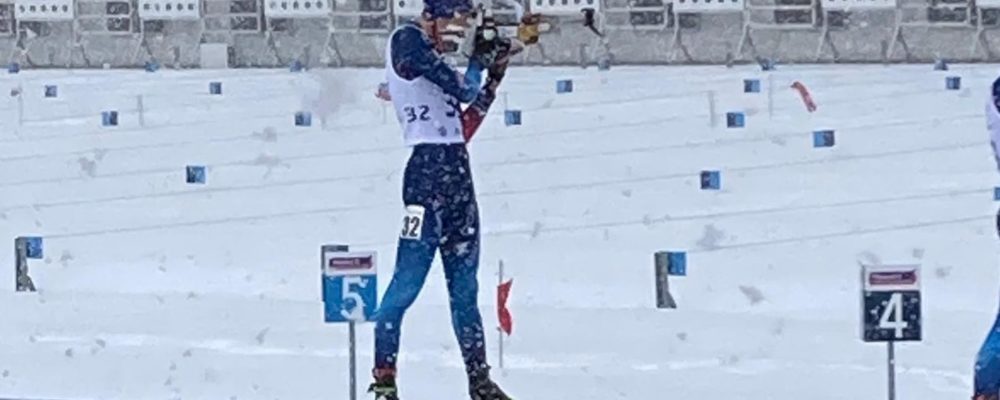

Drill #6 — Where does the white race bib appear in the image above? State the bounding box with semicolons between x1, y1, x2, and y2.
400;205;426;240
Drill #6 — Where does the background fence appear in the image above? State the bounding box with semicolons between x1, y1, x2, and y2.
1;0;1000;68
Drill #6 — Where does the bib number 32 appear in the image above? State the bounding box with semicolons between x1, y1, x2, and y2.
404;105;430;123
400;205;426;240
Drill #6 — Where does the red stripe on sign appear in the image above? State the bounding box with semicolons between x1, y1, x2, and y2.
329;256;374;270
869;271;917;285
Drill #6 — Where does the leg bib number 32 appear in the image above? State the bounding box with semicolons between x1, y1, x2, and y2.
401;205;426;240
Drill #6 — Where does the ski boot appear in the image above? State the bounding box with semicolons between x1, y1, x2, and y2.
368;368;399;400
468;367;512;400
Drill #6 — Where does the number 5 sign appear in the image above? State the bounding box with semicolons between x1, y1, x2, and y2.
320;245;378;400
861;264;922;342
322;246;378;323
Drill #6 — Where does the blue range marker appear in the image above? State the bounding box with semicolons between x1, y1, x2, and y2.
186;165;206;184
295;111;312;127
597;58;611;71
726;112;745;128
946;76;961;90
757;57;775;71
667;251;686;276
23;237;43;259
556;79;573;94
505;110;522;126
813;130;835;148
102;111;119;126
934;59;949;71
700;170;721;190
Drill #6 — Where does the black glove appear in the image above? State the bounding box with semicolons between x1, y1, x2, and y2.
487;56;508;81
470;19;510;69
489;42;513;79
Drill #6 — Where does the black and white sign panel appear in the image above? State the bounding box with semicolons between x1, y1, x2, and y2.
861;264;922;342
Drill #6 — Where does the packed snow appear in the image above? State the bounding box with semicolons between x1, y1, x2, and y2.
0;64;997;399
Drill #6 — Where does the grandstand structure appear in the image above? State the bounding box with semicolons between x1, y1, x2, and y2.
0;0;997;67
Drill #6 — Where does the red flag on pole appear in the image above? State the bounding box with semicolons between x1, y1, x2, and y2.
497;279;513;335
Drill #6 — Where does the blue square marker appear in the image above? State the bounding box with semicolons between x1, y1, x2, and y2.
44;85;57;98
101;111;118;126
934;59;949;71
556;79;573;94
186;165;206;184
946;76;961;90
209;82;222;95
994;187;1000;201
726;112;745;128
667;251;686;276
290;60;305;72
700;170;720;190
7;63;19;74
295;111;312;127
743;79;761;93
22;237;43;259
813;130;835;148
504;110;522;126
597;58;611;71
144;61;159;72
757;57;775;71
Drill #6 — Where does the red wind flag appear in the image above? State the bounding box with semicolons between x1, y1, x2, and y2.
790;81;818;113
497;279;513;335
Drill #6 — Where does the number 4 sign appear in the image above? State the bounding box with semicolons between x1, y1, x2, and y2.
861;264;922;342
860;264;921;400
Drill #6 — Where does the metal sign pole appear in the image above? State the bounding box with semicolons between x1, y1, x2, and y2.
707;90;717;128
14;237;38;292
767;74;774;120
653;252;678;309
14;237;24;291
136;95;146;128
887;341;896;400
349;320;357;400
17;84;24;126
498;259;505;370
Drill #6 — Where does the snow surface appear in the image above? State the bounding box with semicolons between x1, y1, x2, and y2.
0;64;998;400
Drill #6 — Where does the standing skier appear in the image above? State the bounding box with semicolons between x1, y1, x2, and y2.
974;77;1000;400
369;1;524;399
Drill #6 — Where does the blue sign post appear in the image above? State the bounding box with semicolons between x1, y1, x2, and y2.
14;236;42;292
654;251;685;309
322;245;377;400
